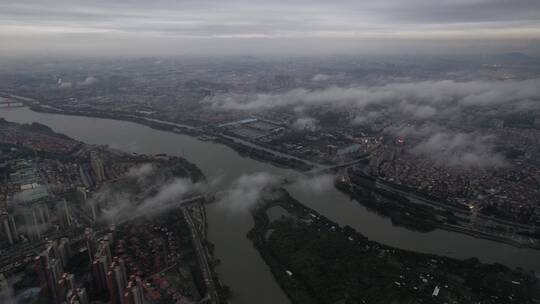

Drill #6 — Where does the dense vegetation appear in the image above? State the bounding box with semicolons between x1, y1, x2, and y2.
249;190;540;304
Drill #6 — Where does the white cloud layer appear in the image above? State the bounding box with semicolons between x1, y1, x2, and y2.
292;117;320;131
216;172;336;212
216;172;279;213
411;131;507;168
387;124;508;168
89;164;202;222
205;78;540;119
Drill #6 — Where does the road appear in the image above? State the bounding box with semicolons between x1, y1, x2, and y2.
218;133;323;168
183;208;220;304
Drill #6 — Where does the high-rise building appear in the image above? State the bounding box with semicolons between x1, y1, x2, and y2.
23;202;51;240
0;210;18;245
76;187;88;201
34;239;77;303
59;200;72;228
106;258;127;304
150;239;167;273
57;238;72;268
34;251;63;304
56;273;69;303
123;276;146;304
92;258;107;292
90;152;106;183
0;273;11;302
57;273;89;304
84;227;97;262
327;145;338;157
92;237;113;292
90;202;98;221
79;164;92;189
90;229;147;304
75;288;90;304
93;248;148;303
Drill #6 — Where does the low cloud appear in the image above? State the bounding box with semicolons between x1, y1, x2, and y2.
99;177;201;222
127;163;154;177
312;74;331;82
351;111;379;125
217;172;336;213
292;117;319;131
89;164;203;222
216;172;279;213
138;178;199;214
91;169;338;218
398;101;437;119
411;131;507;168
386;123;446;138
77;76;98;86
204;79;540;122
126;163;155;185
292;174;334;193
387;123;507;168
58;82;72;89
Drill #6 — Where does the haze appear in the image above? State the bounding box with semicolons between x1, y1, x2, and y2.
1;0;540;58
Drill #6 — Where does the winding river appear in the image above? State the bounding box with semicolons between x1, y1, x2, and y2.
2;107;539;304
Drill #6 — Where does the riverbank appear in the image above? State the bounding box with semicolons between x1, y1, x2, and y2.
248;188;540;303
25;104;540;250
28;105;313;172
335;175;540;250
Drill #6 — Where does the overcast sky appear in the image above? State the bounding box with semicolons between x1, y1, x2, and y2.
1;0;540;57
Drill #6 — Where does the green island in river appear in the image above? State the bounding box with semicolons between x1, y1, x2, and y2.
248;188;540;304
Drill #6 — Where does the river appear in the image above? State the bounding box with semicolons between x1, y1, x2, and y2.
2;107;539;304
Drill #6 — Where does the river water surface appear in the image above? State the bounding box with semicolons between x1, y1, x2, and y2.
2;107;539;304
